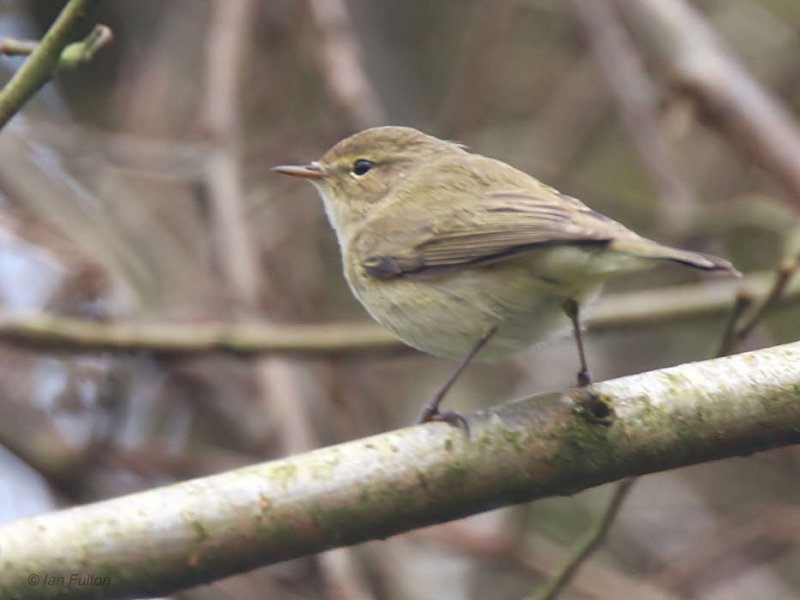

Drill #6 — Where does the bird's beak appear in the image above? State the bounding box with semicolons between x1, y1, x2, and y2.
272;162;327;180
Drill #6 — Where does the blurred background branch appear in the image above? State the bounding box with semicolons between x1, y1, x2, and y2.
0;268;793;356
614;0;800;208
530;478;636;600
308;0;387;129
571;0;696;235
202;1;372;593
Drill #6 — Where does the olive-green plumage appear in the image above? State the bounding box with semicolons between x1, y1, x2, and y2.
275;126;737;361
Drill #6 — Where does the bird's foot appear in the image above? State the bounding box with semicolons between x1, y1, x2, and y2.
577;367;593;387
417;405;471;436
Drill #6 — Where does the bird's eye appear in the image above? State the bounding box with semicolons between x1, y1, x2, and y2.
352;159;374;176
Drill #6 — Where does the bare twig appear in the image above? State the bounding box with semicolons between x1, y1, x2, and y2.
529;479;636;600
308;0;387;129
0;269;794;356
718;254;800;356
716;289;755;357
202;0;262;308
571;0;696;234
613;0;800;208
1;25;112;67
734;255;800;344
0;0;107;129
0;341;798;599
0;38;38;56
0;313;400;356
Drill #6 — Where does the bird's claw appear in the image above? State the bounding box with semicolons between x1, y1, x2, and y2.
417;406;471;436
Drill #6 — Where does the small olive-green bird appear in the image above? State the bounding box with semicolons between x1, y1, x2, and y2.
275;126;737;426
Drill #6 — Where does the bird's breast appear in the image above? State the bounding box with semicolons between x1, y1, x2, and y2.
343;252;600;360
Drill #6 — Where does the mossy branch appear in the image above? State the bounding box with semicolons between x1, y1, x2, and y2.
0;0;109;130
0;341;798;600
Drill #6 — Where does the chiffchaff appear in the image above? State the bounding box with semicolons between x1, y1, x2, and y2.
274;126;737;427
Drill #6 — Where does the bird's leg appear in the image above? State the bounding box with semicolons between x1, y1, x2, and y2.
562;299;616;425
561;298;592;387
417;326;498;432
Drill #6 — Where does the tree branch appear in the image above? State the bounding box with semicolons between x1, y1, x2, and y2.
0;269;792;356
1;25;112;68
308;0;387;129
0;0;107;129
0;341;798;599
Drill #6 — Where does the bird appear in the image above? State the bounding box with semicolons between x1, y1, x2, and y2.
274;126;738;427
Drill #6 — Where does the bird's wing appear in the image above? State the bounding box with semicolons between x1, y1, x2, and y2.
355;191;623;279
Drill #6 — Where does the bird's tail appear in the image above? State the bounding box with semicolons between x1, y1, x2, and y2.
611;238;741;276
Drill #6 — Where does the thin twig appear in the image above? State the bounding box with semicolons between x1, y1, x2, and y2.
0;0;105;129
0;38;38;56
308;0;387;129
529;479;636;600
718;253;800;356
734;255;800;344
716;289;755;357
202;0;262;308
